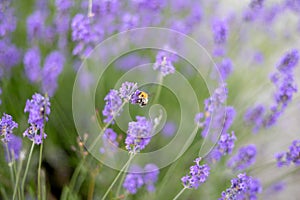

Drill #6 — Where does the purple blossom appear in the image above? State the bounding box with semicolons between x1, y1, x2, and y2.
102;89;123;124
209;132;236;162
24;93;51;129
42;51;65;96
153;51;176;77
0;114;18;143
23;47;41;83
227;144;257;171
0;40;21;75
120;13;139;31
162;121;176;137
244;105;265;133
143;164;159;192
249;0;264;10
212;19;228;45
276;140;300;167
119;82;137;101
204;83;228;113
181;157;210;189
123;165;144;194
100;128;119;154
0;6;17;36
130;89;141;105
219;173;262;200
218;58;233;80
4;134;22;162
276;49;299;74
26;11;46;41
55;0;73;12
125;116;152;153
220;106;236;135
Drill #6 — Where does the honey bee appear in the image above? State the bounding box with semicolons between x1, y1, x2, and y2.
137;91;149;107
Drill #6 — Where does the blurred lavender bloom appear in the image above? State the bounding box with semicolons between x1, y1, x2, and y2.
120;13;139;31
42;51;65;96
212;19;228;45
227;144;257;171
276;49;299;74
125;116;152;153
244;105;265;133
276;140;300;167
285;0;300;12
0;113;18;143
0;40;21;76
0;7;17;36
26;11;46;41
100;128;119;154
24;47;41;83
218;58;233;80
114;54;150;71
119;81;137;101
102;89;123;124
55;0;73;12
249;0;264;10
253;51;264;64
153;51;176;77
263;4;282;23
4;134;22;162
181;157;210;189
162;121;176;137
219;173;262;200
143;164;159;192
123;165;144;194
213;47;226;57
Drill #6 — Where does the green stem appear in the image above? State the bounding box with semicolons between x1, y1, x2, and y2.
153;74;163;104
5;143;15;185
87;172;96;200
173;187;187;200
21;142;35;197
115;157;131;197
13;155;24;200
37;140;44;200
68;158;85;195
102;154;135;200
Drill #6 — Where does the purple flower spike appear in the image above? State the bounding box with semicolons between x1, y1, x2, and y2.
125;116;152;153
153;51;176;77
123;165;144;194
244;105;265;133
119;81;137;101
24;47;42;83
181;157;210;189
276;140;300;167
219;173;262;200
4;134;22;162
218;58;233;80
276;49;299;74
212;19;228;45
0;114;18;143
102;89;123;124
227;144;257;171
143;164;159;192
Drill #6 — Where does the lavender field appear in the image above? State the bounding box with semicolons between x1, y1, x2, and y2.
1;0;300;199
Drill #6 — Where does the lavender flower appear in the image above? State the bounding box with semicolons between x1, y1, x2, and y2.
227;144;257;171
102;89;123;124
219;173;262;200
218;58;233;80
153;51;176;77
4;134;22;162
119;82;137;101
24;93;50;145
143;164;159;192
181;157;210;189
244;105;265;133
276;140;300;167
99;128;119;154
26;11;46;41
0;114;18;143
276;49;299;74
42;51;65;96
249;0;264;10
123;165;144;194
125;116;152;153
0;40;21;75
212;19;228;45
209;132;236;162
23;47;41;83
0;5;17;36
162;121;176;137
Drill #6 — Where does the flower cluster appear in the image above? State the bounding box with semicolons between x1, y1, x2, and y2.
153;51;176;77
227;144;257;171
23;93;51;145
123;164;159;194
99;128;119;154
217;58;233;81
219;173;262;200
4;134;22;162
125;116;153;154
244;105;265;133
119;81;137;101
276;140;300;167
0;114;18;143
209;131;236;162
181;157;210;189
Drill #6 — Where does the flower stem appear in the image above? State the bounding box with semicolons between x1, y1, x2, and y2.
13;155;24;200
37;140;44;200
5;143;15;185
115;156;132;197
21;142;35;198
153;74;163;104
173;187;187;200
102;154;135;200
